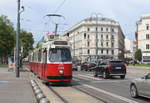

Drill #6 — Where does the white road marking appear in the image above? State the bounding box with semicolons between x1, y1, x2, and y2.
73;78;80;81
73;75;90;81
85;73;94;76
91;80;119;83
83;84;139;103
78;74;103;80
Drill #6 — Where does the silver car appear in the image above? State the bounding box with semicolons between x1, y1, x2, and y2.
130;73;150;98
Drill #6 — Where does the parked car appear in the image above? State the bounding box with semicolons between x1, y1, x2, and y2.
81;62;96;71
94;60;126;79
130;73;150;98
72;63;78;71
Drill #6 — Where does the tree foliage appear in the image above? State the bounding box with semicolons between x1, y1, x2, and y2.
0;15;34;63
134;49;142;62
0;15;15;59
20;30;34;58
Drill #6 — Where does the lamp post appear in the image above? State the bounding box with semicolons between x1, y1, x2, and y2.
16;0;24;77
90;13;103;61
46;14;65;35
16;0;21;77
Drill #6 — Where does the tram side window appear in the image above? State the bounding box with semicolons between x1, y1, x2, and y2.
38;50;42;62
33;53;35;62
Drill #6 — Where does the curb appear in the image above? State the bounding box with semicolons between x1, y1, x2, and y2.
30;79;50;103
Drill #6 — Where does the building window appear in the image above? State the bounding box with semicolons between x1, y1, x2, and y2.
146;44;150;49
101;42;103;47
112;28;114;32
106;35;108;39
146;24;149;30
111;42;114;47
111;35;114;39
106;42;109;46
112;50;114;55
101;49;103;54
146;34;150;39
67;33;69;37
106;28;108;31
87;41;90;47
101;27;103;31
88;35;90;39
107;50;109;54
101;34;103;39
96;27;98;31
84;33;86;39
87;49;90;54
87;28;90;31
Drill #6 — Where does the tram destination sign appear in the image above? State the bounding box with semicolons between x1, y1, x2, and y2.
54;41;68;45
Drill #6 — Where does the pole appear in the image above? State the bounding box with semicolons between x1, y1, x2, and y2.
96;16;98;61
16;0;20;77
74;33;75;59
55;23;58;35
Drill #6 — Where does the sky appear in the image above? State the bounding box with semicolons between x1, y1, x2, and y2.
1;0;150;43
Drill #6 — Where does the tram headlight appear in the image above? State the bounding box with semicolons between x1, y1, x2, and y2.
59;70;64;75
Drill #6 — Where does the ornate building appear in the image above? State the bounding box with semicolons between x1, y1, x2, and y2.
63;17;125;62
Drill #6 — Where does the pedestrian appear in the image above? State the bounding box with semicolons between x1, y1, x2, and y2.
8;56;14;72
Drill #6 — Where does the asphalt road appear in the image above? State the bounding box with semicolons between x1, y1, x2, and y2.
72;67;150;103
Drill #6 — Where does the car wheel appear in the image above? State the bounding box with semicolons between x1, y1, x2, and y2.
94;73;98;77
120;75;125;79
102;71;108;79
130;84;138;98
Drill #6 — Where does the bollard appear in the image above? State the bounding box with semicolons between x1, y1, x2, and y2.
31;80;36;84
39;98;50;103
31;79;35;83
36;93;45;101
32;83;37;87
33;86;40;91
35;89;42;95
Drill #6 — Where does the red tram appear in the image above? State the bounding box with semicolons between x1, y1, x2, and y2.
28;40;72;84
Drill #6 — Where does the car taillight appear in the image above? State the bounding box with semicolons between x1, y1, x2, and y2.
108;64;112;70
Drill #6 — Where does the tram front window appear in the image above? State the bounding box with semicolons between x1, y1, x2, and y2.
49;48;71;62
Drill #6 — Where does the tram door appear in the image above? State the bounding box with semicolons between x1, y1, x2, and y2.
42;48;47;79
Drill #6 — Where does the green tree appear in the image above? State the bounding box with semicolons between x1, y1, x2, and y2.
20;30;34;58
0;15;15;63
134;49;142;62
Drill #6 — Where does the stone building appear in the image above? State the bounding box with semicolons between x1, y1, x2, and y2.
136;14;150;64
63;17;125;62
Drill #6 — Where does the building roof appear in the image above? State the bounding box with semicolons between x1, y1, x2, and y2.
63;17;119;36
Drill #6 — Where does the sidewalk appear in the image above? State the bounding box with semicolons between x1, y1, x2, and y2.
0;67;37;103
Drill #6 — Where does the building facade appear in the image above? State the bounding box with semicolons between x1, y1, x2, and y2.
63;17;125;62
136;14;150;64
124;37;137;59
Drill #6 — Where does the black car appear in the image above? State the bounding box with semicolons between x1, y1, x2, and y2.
81;62;96;71
94;60;126;79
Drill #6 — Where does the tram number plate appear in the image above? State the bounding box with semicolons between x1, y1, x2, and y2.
115;67;121;69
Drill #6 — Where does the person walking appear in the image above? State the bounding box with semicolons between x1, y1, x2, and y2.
8;56;14;71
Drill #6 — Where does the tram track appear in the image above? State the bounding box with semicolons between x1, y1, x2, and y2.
47;82;106;103
49;86;69;103
72;84;108;103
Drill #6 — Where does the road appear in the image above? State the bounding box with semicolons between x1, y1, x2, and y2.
71;67;150;103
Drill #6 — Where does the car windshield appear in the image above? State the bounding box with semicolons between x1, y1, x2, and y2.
49;48;72;62
110;61;124;64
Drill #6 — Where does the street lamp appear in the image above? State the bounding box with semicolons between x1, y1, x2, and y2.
90;13;103;61
45;14;65;35
16;0;24;77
